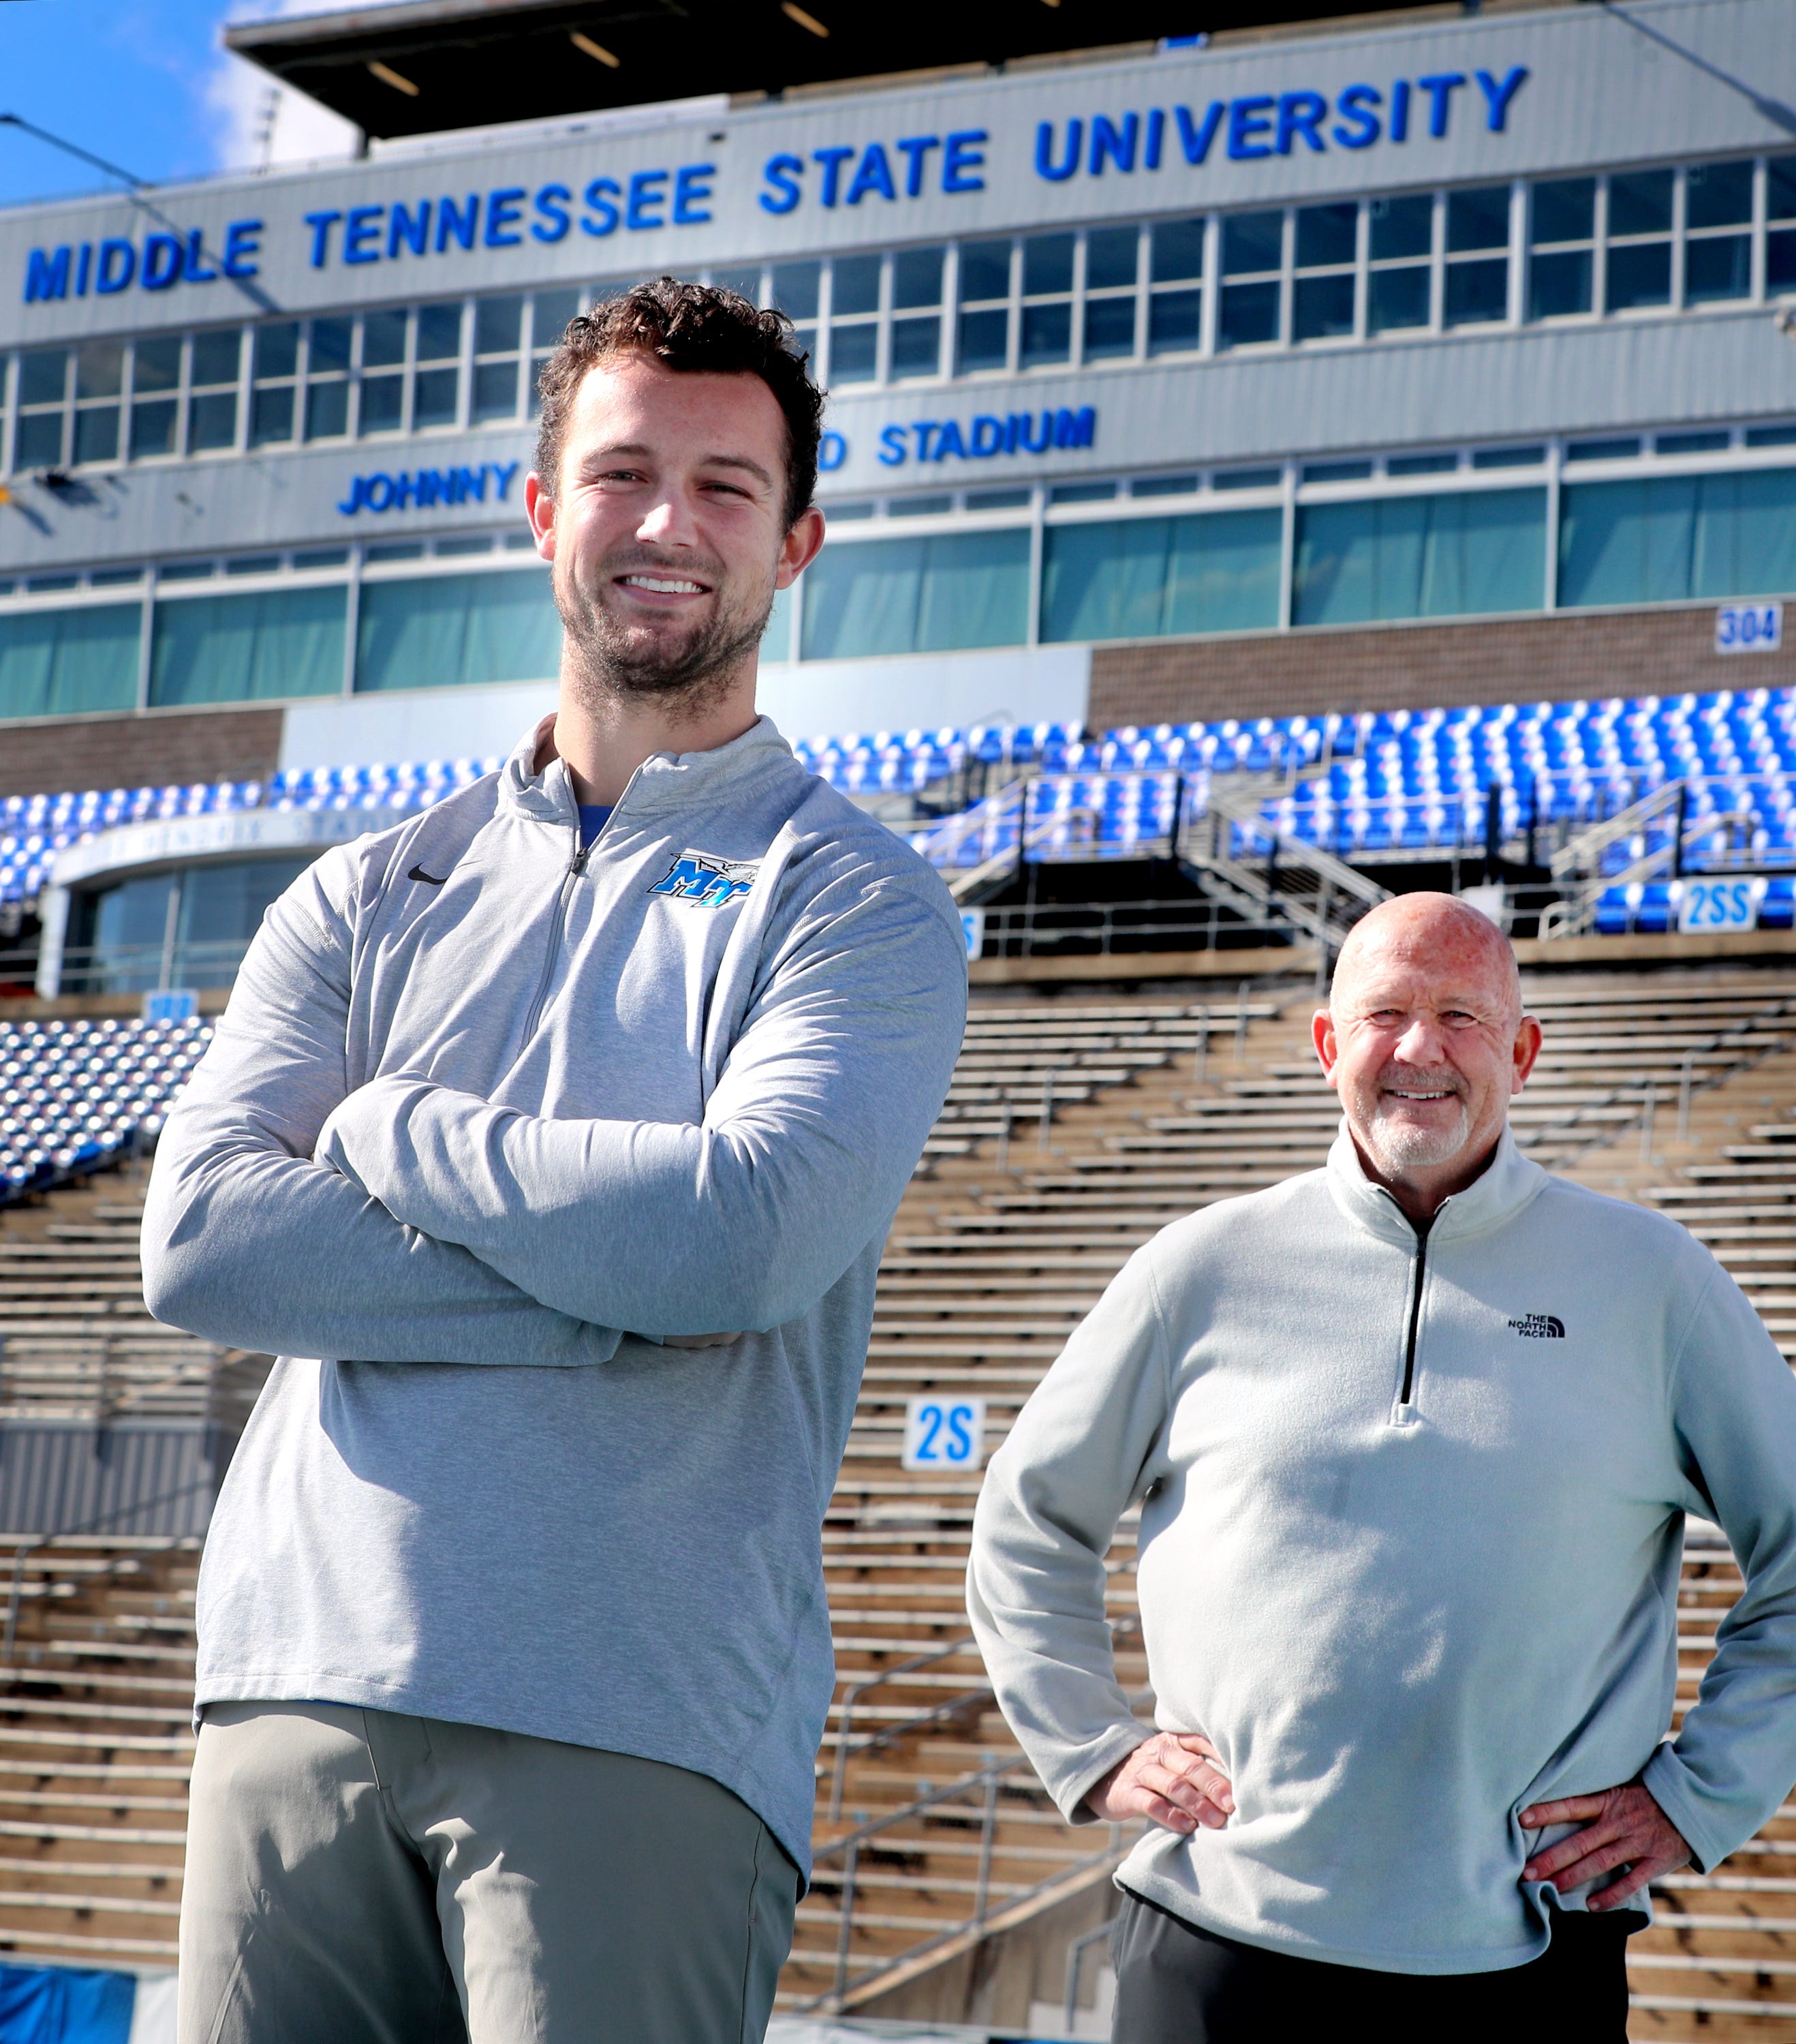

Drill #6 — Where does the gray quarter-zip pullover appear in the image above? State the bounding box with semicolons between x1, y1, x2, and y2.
967;1128;1796;1972
142;715;967;1875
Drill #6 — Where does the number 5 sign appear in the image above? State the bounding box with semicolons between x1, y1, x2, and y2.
903;1395;987;1471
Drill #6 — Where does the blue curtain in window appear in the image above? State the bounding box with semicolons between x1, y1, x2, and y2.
0;604;140;719
1040;510;1281;643
150;586;346;707
1560;469;1796;608
356;568;562;692
800;531;1030;660
1293;489;1545;627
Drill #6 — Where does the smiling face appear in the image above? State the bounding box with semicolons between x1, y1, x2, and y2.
1314;894;1543;1215
525;352;822;710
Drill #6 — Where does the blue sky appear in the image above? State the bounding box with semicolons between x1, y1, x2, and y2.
0;1;356;212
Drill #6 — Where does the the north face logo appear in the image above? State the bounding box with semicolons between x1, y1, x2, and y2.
648;849;759;909
1508;1314;1566;1339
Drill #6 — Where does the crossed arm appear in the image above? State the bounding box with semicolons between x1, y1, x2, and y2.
144;848;967;1362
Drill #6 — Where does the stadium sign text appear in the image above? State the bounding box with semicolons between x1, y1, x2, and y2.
16;61;1530;305
876;407;1096;465
336;461;521;514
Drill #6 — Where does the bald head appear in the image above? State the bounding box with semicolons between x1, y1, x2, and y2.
1315;891;1540;1221
1331;893;1522;1026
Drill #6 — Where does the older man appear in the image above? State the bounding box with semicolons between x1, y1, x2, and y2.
968;893;1796;2040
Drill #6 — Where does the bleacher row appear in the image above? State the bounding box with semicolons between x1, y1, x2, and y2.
7;689;1796;905
8;980;1796;2039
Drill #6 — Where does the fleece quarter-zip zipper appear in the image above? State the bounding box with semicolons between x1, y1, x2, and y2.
518;760;645;1044
1397;1221;1432;1414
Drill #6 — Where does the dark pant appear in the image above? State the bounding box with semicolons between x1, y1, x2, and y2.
1111;1889;1636;2043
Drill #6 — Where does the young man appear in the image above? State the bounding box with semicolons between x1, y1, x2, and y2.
144;280;968;2044
969;893;1796;2041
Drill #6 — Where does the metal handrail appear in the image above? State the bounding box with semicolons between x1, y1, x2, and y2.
828;1633;982;1821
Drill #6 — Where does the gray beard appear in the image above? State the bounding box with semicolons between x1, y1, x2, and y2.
1361;1094;1472;1171
553;559;774;715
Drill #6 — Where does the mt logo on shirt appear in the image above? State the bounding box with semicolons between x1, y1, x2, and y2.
649;850;760;909
1508;1313;1566;1339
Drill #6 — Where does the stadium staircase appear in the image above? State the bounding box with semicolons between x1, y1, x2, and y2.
4;983;1796;2037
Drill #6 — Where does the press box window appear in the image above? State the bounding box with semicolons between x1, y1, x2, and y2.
1147;216;1203;356
305;319;352;441
1218;211;1282;350
188;330;241;452
1771;156;1796;294
413;303;463;429
769;262;820;369
1444;185;1511;327
891;247;944;381
1083;226;1139;362
251;322;299;446
16;348;69;468
74;341;124;466
528;289;583;418
957;240;1012;374
359;307;408;435
1528;178;1594;319
1684;159;1753;305
472;295;525;422
1021;233;1073;369
131;336;182;459
825;255;881;385
1368;195;1431;334
1294;202;1357;343
1607;168;1673;311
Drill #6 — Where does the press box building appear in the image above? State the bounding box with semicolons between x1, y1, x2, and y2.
1;0;1794;818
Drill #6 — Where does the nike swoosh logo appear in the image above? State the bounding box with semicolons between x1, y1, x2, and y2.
407;863;448;886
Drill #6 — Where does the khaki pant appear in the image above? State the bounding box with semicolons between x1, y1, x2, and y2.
179;1703;799;2044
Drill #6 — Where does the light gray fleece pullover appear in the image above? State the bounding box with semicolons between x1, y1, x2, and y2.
141;715;967;1876
967;1127;1796;1973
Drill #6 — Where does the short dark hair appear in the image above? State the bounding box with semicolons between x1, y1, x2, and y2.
533;277;823;533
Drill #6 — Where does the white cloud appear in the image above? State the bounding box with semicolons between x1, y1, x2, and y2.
205;1;362;176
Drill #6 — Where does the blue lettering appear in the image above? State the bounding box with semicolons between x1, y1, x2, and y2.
414;469;445;508
818;430;847;471
1035;119;1082;182
142;234;183;290
183;230;218;282
492;461;519;499
759;153;803;215
1090;112;1139;175
672;163;715;223
485;187;526;247
337;476;367;514
436;194;478;252
943;129;987;192
581;176;622;236
1008;412;1053;454
222;217;262;278
1417;73;1466;138
1276;91;1327;154
935;418;967;460
365;474;394;512
1391;79;1412;143
625;170;667;229
1331;84;1381;149
970;414;1004;456
1145;107;1165;170
846;142;896;205
877;424;908;466
531;184;571;243
1175;102;1225;164
388;472;416;510
946;1405;973;1463
1055;406;1096;450
1228;96;1274;159
894;136;939;197
23;246;70;303
811;146;854;208
912;421;939;461
1476;65;1529;131
343;205;383;264
388;200;430;258
95;240;134;294
74;243;91;296
453;465;487;504
303;210;341;267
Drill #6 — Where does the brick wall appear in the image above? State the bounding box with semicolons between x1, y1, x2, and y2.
1089;604;1796;731
0;706;284;800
